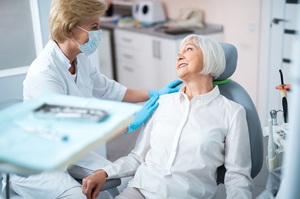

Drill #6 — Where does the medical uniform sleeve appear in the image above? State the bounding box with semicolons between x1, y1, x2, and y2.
23;70;65;101
103;113;154;179
224;106;253;199
90;68;126;101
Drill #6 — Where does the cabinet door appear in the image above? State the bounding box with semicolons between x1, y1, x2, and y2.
98;29;114;79
152;37;181;88
115;29;159;90
114;29;182;90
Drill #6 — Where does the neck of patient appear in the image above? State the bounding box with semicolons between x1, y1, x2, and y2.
184;75;213;100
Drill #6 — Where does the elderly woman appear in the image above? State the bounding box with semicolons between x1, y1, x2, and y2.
82;34;253;199
7;0;181;198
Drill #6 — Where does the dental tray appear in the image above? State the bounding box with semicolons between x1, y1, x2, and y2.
0;93;141;174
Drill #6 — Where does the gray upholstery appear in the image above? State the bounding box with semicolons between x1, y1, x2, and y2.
216;43;263;183
216;43;238;81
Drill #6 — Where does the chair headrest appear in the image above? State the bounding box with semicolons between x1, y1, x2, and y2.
215;43;238;81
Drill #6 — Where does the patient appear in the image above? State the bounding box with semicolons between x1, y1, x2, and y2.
82;34;253;199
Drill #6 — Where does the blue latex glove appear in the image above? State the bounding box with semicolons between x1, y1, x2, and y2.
125;95;159;134
148;79;183;98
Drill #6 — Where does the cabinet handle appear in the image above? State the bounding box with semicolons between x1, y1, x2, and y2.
122;53;133;60
272;18;288;25
123;65;134;72
152;40;161;60
157;41;161;60
152;40;156;58
122;37;132;43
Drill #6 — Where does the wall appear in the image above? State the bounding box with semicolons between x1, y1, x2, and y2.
0;0;37;71
38;0;52;46
161;0;262;109
0;0;50;108
0;73;26;109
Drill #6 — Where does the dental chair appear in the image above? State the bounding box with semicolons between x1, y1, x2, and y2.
100;42;264;196
215;42;264;183
80;42;264;197
93;42;264;197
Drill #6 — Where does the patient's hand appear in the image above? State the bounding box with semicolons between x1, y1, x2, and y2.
82;169;108;199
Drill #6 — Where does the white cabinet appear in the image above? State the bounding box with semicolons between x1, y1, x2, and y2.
114;28;223;90
98;29;114;79
114;29;180;90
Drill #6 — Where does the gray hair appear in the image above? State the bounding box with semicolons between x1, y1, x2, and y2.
179;34;226;79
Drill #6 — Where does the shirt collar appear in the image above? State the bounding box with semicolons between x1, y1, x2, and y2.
179;85;220;104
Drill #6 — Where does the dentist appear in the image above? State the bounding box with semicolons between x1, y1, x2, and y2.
7;0;181;198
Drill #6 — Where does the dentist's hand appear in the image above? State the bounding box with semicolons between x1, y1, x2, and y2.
82;170;108;199
125;94;159;134
148;79;182;98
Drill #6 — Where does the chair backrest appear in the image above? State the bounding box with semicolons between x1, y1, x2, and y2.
215;43;263;183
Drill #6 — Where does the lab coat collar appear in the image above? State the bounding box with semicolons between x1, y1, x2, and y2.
48;40;72;71
179;85;220;104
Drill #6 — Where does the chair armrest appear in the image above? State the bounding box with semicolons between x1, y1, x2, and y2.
102;178;121;190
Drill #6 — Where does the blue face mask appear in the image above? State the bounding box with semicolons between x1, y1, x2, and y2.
73;26;102;56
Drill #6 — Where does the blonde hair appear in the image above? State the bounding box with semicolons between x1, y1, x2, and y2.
49;0;107;42
180;34;226;79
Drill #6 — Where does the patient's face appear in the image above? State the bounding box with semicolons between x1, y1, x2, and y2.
176;41;204;80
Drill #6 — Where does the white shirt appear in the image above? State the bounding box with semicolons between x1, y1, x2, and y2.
23;40;126;101
104;86;253;199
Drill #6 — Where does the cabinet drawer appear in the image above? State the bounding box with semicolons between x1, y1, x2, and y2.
115;46;147;62
114;29;186;90
114;29;151;50
116;58;159;90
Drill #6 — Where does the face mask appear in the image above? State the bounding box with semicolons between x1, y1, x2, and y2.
73;26;102;56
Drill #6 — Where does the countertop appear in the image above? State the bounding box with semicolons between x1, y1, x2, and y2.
100;20;223;40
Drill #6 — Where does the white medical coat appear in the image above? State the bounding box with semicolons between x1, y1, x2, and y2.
104;86;253;199
9;40;127;198
23;40;126;101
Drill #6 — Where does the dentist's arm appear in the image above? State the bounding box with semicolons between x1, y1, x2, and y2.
125;94;159;134
122;79;182;134
122;79;182;103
